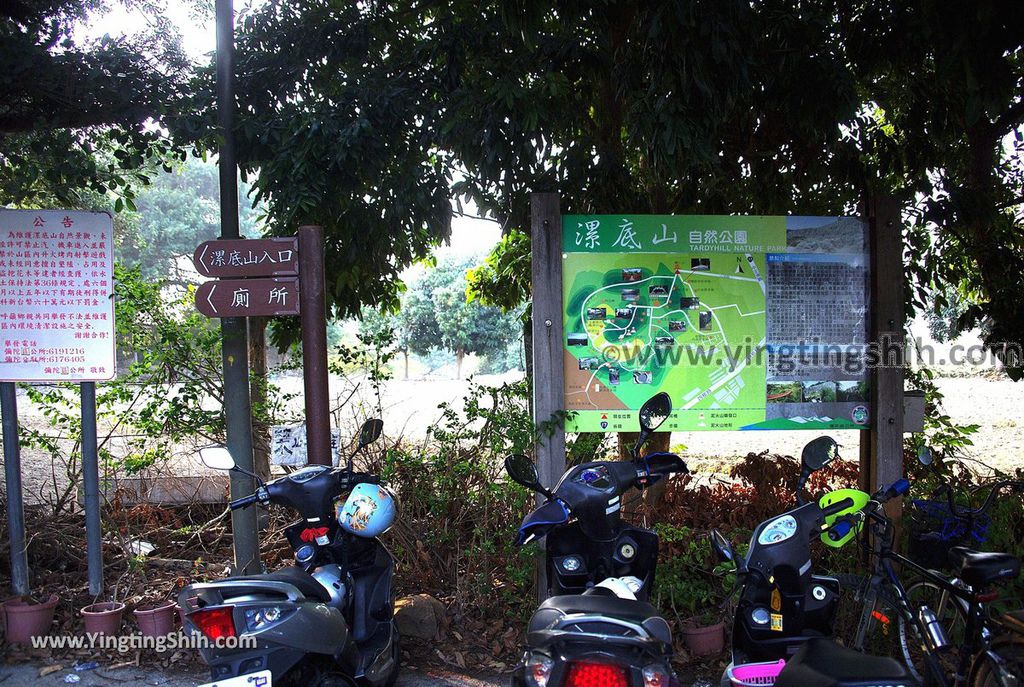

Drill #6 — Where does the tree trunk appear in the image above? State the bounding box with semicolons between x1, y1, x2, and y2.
248;316;271;481
403;349;409;380
456;347;465;379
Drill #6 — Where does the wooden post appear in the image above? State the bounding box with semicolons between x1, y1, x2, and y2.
860;192;905;520
298;225;332;466
530;192;564;601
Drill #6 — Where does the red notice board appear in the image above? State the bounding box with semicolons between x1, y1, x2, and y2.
0;210;116;382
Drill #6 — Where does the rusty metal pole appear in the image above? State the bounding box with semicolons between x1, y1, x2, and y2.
215;0;259;574
298;225;332;466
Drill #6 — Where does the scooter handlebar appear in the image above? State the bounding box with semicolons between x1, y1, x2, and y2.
821;496;855;518
826;517;855;542
641;452;689;476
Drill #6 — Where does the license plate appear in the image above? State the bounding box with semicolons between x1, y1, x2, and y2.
199;670;272;687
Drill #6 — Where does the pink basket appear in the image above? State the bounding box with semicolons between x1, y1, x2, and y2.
726;660;787;687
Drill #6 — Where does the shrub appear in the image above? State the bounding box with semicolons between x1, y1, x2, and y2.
361;379;539;621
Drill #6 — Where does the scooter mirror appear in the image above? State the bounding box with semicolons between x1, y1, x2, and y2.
199;446;236;471
638;392;672;432
505;454;542;491
917;445;933;466
358;418;384;448
710;529;735;563
801;436;838;472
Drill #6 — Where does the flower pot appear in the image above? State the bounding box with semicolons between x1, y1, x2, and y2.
0;595;16;637
134;601;176;637
81;601;125;636
2;594;59;644
682;620;725;656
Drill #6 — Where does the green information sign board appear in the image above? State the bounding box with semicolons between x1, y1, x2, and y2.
562;215;870;432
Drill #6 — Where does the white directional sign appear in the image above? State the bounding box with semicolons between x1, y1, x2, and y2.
0;210;115;381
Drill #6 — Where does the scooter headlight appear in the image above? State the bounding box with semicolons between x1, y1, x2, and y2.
526;654;554;687
243;605;295;632
643;665;669;687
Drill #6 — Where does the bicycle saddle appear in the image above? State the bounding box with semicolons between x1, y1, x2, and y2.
948;547;1021;588
774;638;916;687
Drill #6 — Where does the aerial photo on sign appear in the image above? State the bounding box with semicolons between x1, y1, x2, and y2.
0;210;115;382
562;215;869;432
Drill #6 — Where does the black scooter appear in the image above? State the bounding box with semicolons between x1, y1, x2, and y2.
712;437;916;687
505;392;688;687
179;419;400;687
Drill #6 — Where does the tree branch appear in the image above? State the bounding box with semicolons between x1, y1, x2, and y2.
993;98;1024;138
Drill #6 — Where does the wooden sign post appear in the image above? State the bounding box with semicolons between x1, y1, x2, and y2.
193;231;332;467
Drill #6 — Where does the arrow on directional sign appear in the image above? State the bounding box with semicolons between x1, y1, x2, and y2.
195;277;301;318
193;237;299;278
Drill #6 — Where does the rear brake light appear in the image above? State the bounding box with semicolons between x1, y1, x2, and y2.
565;661;628;687
190;606;236;639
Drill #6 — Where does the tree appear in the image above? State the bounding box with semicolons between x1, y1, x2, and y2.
175;2;454;348
448;1;1024;376
359;306;414;379
117;157;265;280
846;2;1024;376
362;257;519;379
1;0;190;209
224;0;1023;375
435;277;519;379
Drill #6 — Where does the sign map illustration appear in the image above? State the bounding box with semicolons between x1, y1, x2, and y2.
562;215;869;432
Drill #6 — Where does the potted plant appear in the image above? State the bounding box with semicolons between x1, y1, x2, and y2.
680;607;726;656
134;595;177;638
81;579;129;637
81;598;126;636
656;526;729;656
2;593;60;645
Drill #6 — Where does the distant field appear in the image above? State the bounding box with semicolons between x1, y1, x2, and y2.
9;371;1022;506
274;372;1024;473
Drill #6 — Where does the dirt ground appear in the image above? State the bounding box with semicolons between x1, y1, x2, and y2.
5;371;1023;507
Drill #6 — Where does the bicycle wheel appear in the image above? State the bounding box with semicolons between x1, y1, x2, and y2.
898;580;965;684
970;635;1024;687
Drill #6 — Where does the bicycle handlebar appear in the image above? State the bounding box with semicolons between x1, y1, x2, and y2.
229;493;258;510
943;479;1024;519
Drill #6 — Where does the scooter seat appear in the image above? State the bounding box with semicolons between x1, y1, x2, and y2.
528;594;671;644
234;566;331;603
948;547;1020;588
774;638;915;687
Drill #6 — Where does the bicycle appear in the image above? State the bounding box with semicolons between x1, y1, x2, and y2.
833;477;1024;687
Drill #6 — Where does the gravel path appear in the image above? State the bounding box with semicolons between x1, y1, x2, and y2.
0;663;505;687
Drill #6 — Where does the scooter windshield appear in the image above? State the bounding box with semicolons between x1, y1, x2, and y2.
515;500;570;545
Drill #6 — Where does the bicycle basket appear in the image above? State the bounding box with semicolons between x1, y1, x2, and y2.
727;660;787;687
908;499;991;569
